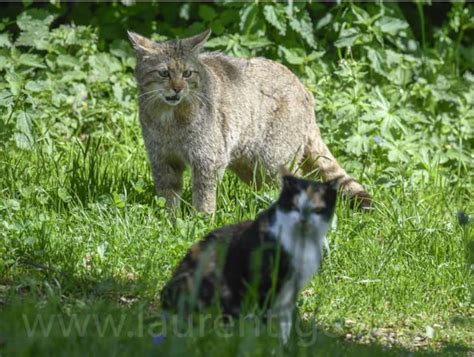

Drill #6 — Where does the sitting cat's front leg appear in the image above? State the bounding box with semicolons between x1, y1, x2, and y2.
279;305;294;345
191;165;222;213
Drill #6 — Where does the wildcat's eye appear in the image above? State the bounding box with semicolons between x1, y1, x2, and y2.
158;70;170;77
183;70;193;78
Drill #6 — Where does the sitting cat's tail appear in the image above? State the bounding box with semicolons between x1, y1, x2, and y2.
304;131;372;210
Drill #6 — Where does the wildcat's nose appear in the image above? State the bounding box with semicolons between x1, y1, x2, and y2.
172;87;183;94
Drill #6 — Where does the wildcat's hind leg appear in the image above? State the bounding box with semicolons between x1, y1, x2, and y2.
304;130;372;209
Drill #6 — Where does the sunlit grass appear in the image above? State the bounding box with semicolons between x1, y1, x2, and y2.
0;134;472;354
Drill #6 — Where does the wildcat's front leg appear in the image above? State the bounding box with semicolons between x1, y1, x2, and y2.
191;166;220;213
152;158;185;209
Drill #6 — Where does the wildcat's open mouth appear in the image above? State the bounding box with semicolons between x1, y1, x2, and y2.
164;95;181;104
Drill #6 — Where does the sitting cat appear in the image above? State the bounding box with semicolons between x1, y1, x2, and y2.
160;169;337;343
128;29;371;213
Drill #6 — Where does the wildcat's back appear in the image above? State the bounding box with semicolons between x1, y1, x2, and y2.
200;55;314;174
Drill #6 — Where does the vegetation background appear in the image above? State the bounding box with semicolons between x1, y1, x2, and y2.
0;1;472;355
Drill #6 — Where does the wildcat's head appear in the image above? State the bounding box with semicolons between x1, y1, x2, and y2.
273;167;338;240
128;30;211;107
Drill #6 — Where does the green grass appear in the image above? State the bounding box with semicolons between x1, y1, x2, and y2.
0;131;472;355
1;2;473;355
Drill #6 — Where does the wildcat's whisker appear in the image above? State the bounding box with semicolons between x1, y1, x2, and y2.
138;89;160;99
193;92;211;108
141;93;160;110
190;92;207;108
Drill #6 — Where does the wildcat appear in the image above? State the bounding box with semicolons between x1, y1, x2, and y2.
128;29;371;213
160;169;337;343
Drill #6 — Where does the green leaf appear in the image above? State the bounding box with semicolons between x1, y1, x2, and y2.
335;28;360;48
15;9;54;49
241;36;272;50
377;16;409;35
239;3;259;34
56;54;80;68
205;36;231;49
25;80;45;92
16;9;55;31
0;53;10;70
0;90;13;108
0;34;11;48
366;47;383;74
210;19;225;36
279;46;304;65
18;53;46;68
88;53;122;82
179;3;190;21
112;83;123;103
316;13;332;30
263;5;287;36
198;4;216;22
289;11;316;48
16;110;32;134
58;188;72;203
15;110;33;150
113;192;125;209
5;71;23;96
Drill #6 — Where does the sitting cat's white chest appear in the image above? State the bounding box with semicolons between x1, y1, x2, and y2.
291;238;323;287
269;209;327;289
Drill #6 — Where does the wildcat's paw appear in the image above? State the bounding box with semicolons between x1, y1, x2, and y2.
351;191;373;211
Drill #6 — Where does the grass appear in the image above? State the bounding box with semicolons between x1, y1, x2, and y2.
0;125;472;355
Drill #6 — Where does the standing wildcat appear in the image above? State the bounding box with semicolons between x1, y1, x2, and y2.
128;29;371;213
160;170;338;343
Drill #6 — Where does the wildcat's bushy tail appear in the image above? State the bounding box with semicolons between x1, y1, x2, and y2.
304;130;372;209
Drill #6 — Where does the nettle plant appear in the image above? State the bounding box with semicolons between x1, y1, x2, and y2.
0;9;137;153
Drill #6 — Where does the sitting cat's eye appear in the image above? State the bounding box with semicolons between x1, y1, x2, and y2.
313;207;324;214
158;70;170;77
183;70;193;78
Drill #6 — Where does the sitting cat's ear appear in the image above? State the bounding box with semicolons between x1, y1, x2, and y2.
279;166;293;189
279;165;291;178
127;31;157;56
183;29;211;53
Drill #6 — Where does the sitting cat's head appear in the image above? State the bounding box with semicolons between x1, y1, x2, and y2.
128;30;211;107
272;167;338;241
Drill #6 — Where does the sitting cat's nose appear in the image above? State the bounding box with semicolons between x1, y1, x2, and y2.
173;87;183;94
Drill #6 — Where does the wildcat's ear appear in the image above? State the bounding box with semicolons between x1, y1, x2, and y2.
127;31;157;56
182;29;211;53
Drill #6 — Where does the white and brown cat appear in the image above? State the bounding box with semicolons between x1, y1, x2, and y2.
161;169;338;343
128;29;371;213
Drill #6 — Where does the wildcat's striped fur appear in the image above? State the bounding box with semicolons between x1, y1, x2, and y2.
128;29;371;213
